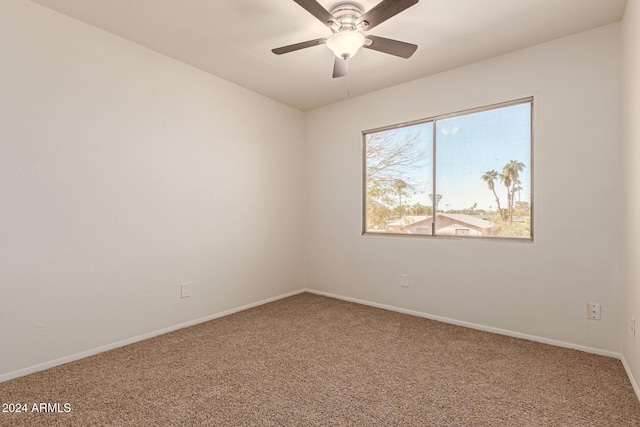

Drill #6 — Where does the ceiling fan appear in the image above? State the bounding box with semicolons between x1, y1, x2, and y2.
272;0;419;78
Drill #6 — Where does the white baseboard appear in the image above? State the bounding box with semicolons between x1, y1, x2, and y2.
306;288;622;359
5;287;633;397
0;289;305;384
622;355;640;403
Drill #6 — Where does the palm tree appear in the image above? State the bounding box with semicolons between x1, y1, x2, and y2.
481;170;505;222
513;179;523;202
502;160;525;222
500;172;512;222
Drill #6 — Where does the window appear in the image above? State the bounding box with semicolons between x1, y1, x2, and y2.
363;98;533;240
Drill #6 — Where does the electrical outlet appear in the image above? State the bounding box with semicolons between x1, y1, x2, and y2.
181;283;192;298
400;274;409;288
587;302;601;320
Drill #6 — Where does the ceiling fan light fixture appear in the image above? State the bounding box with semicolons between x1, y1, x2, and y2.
326;30;365;60
272;0;420;77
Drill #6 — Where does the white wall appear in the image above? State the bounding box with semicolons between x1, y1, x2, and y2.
306;24;623;353
0;0;305;378
0;0;628;382
623;0;640;394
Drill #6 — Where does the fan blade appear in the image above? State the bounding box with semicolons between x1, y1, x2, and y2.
356;0;419;31
364;35;417;58
333;57;348;78
272;38;326;55
293;0;339;28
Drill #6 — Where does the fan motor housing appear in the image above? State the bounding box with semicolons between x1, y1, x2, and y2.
329;2;365;31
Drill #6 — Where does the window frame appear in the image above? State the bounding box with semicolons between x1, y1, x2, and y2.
361;97;534;241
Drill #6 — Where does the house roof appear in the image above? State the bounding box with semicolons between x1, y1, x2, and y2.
438;213;494;229
391;213;494;230
386;216;428;227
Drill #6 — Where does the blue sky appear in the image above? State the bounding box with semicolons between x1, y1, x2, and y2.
370;102;531;212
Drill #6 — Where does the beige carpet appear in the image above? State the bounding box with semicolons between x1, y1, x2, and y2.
1;292;639;426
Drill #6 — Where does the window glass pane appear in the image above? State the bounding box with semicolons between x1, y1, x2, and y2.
363;98;532;240
434;103;531;238
364;122;433;234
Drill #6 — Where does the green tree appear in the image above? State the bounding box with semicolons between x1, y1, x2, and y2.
408;203;432;216
366;130;428;229
514;200;530;216
394;179;408;214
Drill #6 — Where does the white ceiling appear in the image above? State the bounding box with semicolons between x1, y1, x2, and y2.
30;0;628;111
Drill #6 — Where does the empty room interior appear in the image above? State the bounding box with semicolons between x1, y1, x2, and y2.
2;0;640;424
